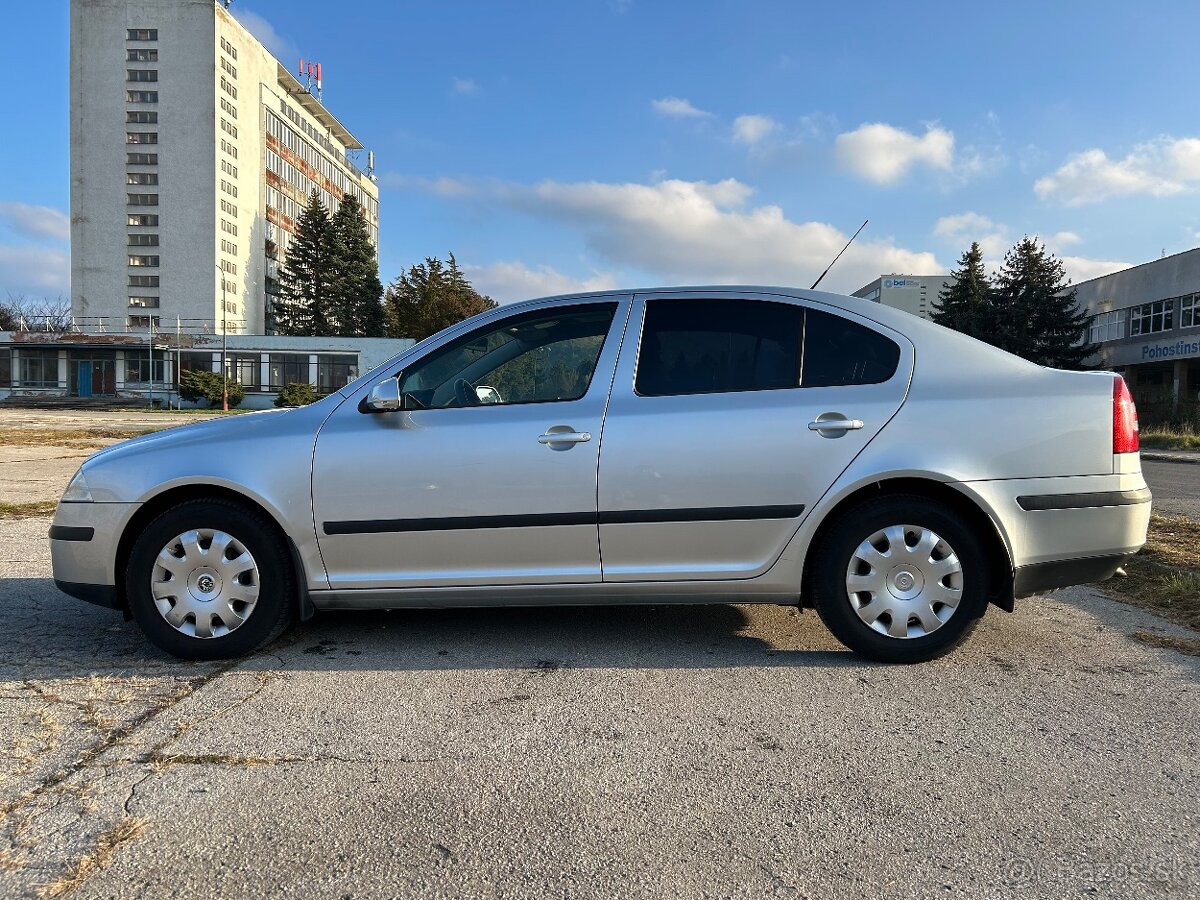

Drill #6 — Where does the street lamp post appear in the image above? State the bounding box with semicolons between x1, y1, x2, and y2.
217;264;229;411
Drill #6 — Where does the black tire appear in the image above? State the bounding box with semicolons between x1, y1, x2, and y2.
125;499;295;660
811;494;990;663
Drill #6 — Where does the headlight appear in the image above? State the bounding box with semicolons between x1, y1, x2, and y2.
61;469;93;503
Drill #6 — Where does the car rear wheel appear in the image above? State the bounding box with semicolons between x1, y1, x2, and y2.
125;499;294;660
811;495;990;663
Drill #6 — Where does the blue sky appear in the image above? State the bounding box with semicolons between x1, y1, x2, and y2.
4;0;1200;302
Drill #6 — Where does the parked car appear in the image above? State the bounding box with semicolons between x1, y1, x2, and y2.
50;287;1151;663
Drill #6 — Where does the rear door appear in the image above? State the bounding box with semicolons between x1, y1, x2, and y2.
596;292;913;581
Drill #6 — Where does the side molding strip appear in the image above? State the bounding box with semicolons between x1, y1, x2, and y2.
323;504;805;536
1016;488;1152;512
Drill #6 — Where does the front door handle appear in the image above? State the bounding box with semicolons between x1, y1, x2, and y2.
538;428;592;447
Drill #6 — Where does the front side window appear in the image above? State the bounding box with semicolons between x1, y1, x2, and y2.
635;299;900;397
398;303;617;410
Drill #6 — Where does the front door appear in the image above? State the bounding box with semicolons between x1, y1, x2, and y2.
596;293;913;581
312;298;630;590
77;361;93;398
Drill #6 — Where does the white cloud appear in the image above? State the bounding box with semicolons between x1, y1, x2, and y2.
0;245;70;296
1058;255;1130;283
1034;137;1200;205
651;97;712;119
497;177;940;292
732;114;780;146
464;261;618;303
452;77;478;95
231;7;294;60
835;123;955;185
0;202;69;242
377;173;472;197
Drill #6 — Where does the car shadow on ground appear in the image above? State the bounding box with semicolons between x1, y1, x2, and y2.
0;577;859;679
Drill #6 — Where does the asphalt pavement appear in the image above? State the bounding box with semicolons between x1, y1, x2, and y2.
1142;459;1200;520
1;514;1197;899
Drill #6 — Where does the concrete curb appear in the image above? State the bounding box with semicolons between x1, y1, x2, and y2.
1141;451;1200;466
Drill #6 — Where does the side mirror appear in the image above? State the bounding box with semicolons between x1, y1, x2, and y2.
359;377;402;414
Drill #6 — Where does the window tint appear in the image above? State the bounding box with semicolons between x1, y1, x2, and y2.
398;303;617;409
802;308;901;387
635;299;899;396
636;299;803;396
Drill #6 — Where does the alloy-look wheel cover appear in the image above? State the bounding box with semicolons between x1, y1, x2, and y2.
150;529;260;639
844;524;964;639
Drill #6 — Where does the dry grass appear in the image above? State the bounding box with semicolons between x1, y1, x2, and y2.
34;817;148;899
0;846;28;871
1131;631;1200;656
1140;425;1200;450
1104;515;1200;634
0;501;58;518
0;427;158;449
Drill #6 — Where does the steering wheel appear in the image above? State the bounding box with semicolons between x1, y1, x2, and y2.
453;378;481;407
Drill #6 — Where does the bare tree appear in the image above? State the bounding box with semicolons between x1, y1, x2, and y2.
3;293;74;332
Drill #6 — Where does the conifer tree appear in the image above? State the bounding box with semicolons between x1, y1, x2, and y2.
991;236;1097;369
327;195;385;336
931;241;991;339
384;254;497;341
273;190;332;335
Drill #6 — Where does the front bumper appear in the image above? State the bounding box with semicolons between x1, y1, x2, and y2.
49;501;140;605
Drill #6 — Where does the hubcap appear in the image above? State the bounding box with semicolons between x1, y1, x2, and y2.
845;524;963;640
151;529;260;639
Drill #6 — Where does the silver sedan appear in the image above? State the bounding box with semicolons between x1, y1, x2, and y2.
50;287;1151;663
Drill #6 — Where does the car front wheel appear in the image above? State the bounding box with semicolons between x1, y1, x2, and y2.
125;499;294;660
811;495;991;663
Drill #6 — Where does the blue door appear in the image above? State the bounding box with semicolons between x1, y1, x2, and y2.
77;361;92;398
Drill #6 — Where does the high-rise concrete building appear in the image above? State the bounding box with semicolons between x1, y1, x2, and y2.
852;275;952;320
70;0;379;335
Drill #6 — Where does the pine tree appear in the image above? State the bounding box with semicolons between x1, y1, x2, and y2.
384;254;497;341
991;236;1097;369
326;195;385;337
273;190;333;336
931;241;992;339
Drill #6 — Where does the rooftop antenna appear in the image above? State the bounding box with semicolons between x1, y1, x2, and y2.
811;219;868;290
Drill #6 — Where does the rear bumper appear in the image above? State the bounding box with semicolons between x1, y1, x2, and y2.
1013;552;1135;599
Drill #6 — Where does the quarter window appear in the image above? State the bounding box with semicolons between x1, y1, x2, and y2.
635;299;900;397
398;304;617;409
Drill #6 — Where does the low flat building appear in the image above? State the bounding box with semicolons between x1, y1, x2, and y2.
852;275;952;320
0;329;412;409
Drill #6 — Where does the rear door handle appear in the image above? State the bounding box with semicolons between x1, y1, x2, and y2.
808;417;864;435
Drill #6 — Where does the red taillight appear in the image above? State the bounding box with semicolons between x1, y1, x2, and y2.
1113;375;1139;454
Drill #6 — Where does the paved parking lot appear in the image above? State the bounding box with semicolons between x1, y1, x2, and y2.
0;413;1197;897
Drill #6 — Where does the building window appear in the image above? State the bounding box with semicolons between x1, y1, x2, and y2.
127;69;158;82
221;279;238;294
221;239;237;255
221;219;237;236
220;259;238;275
126;132;158;144
221;57;237;78
221;119;237;139
127;193;159;205
129;274;160;287
128;233;159;246
221;159;238;177
221;77;238;100
127;152;158;165
178;352;215;376
223;354;260;390
1129;299;1174;336
220;36;238;60
17;351;59;387
1181;294;1199;329
220;98;237;119
127;315;161;331
1089;310;1125;343
125;356;166;382
126;90;158;103
317;355;358;392
126;172;159;185
128;296;160;308
128;255;160;267
221;139;238;159
269;354;310;390
126;48;158;62
221;179;238;198
127;214;159;226
0;349;10;388
221;199;237;216
127;28;158;41
126;110;158;124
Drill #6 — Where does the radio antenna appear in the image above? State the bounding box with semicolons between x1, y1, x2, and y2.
811;219;868;290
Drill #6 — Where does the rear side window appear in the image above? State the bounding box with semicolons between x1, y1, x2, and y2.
635;299;899;397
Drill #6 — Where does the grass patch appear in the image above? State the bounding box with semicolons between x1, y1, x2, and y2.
0;426;161;448
0;501;57;518
1104;514;1200;635
35;817;147;898
1131;631;1200;656
1140;426;1200;451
